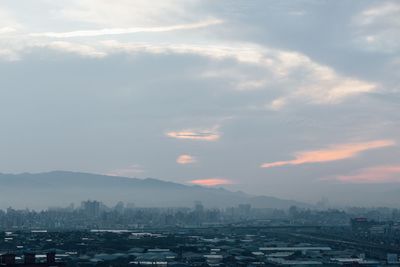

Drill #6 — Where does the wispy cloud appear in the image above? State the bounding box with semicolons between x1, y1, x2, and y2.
357;1;400;25
353;1;400;52
261;139;395;168
0;27;16;34
30;19;222;38
0;6;22;33
201;68;268;91
177;154;197;164
44;41;106;58
336;164;400;183
0;1;380;109
268;98;287;111
106;164;144;177
103;41;266;64
0;48;19;61
56;0;205;28
166;126;220;141
103;40;377;106
190;178;232;186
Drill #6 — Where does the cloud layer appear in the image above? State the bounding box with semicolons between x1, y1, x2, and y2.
0;1;399;205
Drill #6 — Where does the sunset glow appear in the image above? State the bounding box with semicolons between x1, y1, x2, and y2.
337;165;400;183
166;128;220;141
261;139;395;168
176;154;197;164
190;178;232;186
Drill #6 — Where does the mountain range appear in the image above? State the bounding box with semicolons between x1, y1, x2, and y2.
0;171;309;210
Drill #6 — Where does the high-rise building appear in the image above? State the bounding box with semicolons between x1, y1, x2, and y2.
81;200;100;217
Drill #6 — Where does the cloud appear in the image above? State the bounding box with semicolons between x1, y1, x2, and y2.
0;41;106;62
0;1;378;108
103;40;266;63
44;41;106;58
0;27;16;34
268;98;287;111
57;0;203;28
336;164;400;183
0;48;19;61
0;1;380;105
0;6;22;32
177;154;197;164
261;139;395;168
106;164;144;177
358;2;400;24
30;19;222;38
353;1;400;52
190;178;232;186
201;68;268;91
103;40;377;105
166;126;220;141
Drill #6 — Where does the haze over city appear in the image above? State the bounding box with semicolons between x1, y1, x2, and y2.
0;0;400;206
2;1;400;266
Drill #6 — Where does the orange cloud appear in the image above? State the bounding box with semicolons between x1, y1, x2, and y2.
337;165;400;183
166;127;220;141
261;139;395;168
190;178;232;186
177;154;197;164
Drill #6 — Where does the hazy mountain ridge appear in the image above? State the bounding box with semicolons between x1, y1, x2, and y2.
0;171;309;210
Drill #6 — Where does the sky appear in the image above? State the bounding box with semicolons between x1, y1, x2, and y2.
0;0;399;205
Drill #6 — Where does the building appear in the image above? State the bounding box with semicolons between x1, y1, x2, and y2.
0;252;65;267
81;200;100;217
